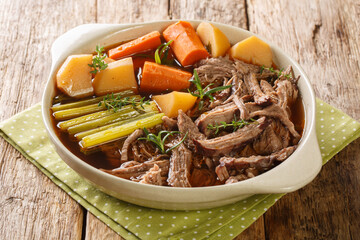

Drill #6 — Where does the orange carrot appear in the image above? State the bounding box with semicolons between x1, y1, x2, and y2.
163;21;209;67
108;31;161;60
140;61;192;93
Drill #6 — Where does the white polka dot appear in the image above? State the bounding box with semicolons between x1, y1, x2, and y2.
147;224;151;227
321;139;324;142
354;128;357;131
229;233;234;237
231;215;235;218
320;125;324;128
319;110;323;114
159;223;163;227
148;216;152;219
252;209;256;211
172;216;176;219
253;217;256;220
146;232;150;235
183;226;187;228
243;200;247;203
331;109;334;113
194;231;198;234
331;138;335;141
135;225;139;227
218;223;222;225
136;216;140;219
331;130;335;133
231;208;236;211
158;232;162;234
208;211;212;213
320;132;324;135
84;196;87;199
184;216;188;219
243;207;247;210
85;187;88;190
331;124;335;127
332;145;336;148
321;146;325;149
241;225;245;228
206;223;210;226
138;209;142;212
241;217;245;220
343;136;346;139
104;211;107;214
196;218;199;221
218;234;221;237
171;224;175;227
342;129;346;132
64;180;67;183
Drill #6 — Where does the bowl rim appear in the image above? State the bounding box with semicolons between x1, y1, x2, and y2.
42;20;322;197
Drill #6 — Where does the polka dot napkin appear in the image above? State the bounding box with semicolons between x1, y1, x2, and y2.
0;99;359;240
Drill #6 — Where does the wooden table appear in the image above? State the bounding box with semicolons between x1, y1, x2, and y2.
1;0;359;239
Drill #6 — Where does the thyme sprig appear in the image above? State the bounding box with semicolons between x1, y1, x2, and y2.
154;40;173;65
138;128;188;154
260;66;293;79
188;70;232;110
98;93;150;113
89;45;108;74
207;116;257;135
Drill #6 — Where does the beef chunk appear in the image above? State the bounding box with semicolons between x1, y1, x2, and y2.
244;73;271;105
101;160;170;179
195;103;238;136
194;117;270;156
215;146;297;182
252;119;290;155
177;110;205;149
167;143;192;187
195;57;236;87
121;129;144;162
139;164;163;185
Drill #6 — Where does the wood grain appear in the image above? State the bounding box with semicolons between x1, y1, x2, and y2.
0;0;359;239
0;0;96;239
247;0;360;239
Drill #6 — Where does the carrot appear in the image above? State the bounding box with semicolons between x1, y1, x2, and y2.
108;31;161;60
140;61;192;93
163;21;209;67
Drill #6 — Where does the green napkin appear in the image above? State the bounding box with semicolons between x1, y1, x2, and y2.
0;99;359;240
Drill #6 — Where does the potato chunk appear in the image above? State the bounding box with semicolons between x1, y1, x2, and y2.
92;57;138;96
196;22;231;57
152;91;197;118
230;36;273;67
56;54;94;98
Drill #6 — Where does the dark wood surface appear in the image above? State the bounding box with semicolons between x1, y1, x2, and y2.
0;0;359;239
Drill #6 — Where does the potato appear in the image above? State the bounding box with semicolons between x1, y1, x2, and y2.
196;22;231;57
56;54;94;98
152;91;197;118
92;57;138;96
230;36;273;67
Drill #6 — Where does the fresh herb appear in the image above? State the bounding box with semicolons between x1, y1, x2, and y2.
99;93;150;113
154;40;173;65
260;66;292;79
138;128;188;154
207;116;257;135
188;70;232;110
89;45;108;74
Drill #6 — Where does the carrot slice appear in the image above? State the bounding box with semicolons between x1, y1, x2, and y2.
163;21;209;66
108;31;161;60
140;61;192;93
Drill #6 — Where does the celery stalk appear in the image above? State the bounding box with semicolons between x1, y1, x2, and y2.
80;113;164;149
67;102;158;135
53;95;141;120
51;90;135;112
58;110;114;131
75;112;156;140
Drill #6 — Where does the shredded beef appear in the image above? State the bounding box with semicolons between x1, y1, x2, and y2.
194;117;270;156
167;143;192;187
139;164;163;186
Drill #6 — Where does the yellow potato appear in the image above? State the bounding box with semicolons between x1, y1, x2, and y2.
152;91;197;118
56;54;94;98
196;22;231;57
230;36;273;67
92;57;138;96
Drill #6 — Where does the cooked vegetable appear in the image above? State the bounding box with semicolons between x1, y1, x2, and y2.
138;128;188;154
53;95;141;120
196;22;231;57
230;36;273;67
163;21;209;66
75;112;156;140
67;102;157;135
56;54;94;98
154;40;173;65
89;45;108;74
80;113;164;149
99;94;150;113
93;57;138;96
152;91;197;118
188;70;232;110
108;31;161;59
58;110;114;131
51;90;135;112
260;66;293;79
140;61;192;93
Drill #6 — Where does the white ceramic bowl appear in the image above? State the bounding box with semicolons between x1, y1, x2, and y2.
42;20;322;210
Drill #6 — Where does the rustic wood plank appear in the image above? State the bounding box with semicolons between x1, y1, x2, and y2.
170;0;248;28
85;213;123;240
0;0;97;239
247;0;360;239
84;1;170;239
